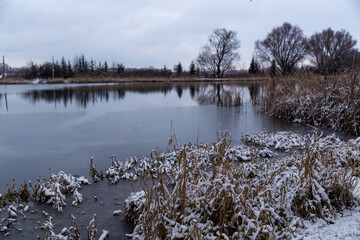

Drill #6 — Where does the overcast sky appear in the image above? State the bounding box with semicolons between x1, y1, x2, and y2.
0;0;359;70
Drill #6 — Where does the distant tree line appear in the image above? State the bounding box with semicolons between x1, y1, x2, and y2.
13;54;202;80
21;55;122;79
2;23;359;80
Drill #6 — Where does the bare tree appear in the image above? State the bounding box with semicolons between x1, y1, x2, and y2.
255;22;307;74
196;83;241;106
307;28;357;74
197;28;240;78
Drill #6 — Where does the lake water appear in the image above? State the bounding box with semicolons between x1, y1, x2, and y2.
0;82;342;192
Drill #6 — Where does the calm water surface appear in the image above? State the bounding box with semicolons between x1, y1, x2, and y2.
0;82;335;191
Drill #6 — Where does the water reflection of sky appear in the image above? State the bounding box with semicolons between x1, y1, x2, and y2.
0;82;253;114
0;84;193;113
0;82;269;191
1;90;197;114
0;82;353;193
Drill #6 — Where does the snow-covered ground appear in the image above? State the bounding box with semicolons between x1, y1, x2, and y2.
298;182;360;240
296;209;360;240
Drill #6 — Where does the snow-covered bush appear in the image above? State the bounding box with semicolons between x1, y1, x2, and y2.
123;131;360;239
244;131;306;150
31;171;89;211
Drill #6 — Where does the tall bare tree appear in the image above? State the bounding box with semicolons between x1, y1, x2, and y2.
197;28;240;78
255;22;307;74
307;28;357;74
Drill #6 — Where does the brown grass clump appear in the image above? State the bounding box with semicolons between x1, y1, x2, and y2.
123;131;360;239
292;131;358;221
87;214;97;240
39;211;88;239
29;171;89;211
262;73;360;135
0;179;31;207
90;157;104;181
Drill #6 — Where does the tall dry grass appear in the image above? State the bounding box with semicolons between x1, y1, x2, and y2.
123;131;360;239
262;73;360;135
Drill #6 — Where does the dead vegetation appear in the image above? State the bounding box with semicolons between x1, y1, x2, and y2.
0;171;109;239
121;131;360;239
262;73;360;135
1;129;359;239
90;157;104;181
0;171;89;213
0;76;263;85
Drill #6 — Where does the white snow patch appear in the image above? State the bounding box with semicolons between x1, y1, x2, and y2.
99;229;109;240
112;210;122;216
295;210;360;240
31;78;40;84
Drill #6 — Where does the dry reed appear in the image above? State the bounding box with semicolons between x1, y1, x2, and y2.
262;73;360;135
121;130;360;239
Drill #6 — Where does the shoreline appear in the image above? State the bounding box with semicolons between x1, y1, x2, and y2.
0;77;264;85
1;130;359;239
2;76;360;238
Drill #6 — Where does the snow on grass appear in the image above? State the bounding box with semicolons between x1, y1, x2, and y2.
99;229;109;240
39;212;85;239
118;131;360;239
354;181;360;199
295;209;360;240
112;209;122;216
243;130;306;150
72;188;83;206
31;171;89;211
0;202;30;237
1;129;360;239
262;75;360;135
0;171;89;212
124;190;146;223
105;136;279;187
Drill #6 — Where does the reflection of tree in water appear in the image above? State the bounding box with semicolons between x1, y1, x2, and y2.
22;87;125;109
196;83;244;106
0;93;9;111
176;86;183;99
189;86;196;100
20;83;179;109
248;85;260;104
19;82;258;109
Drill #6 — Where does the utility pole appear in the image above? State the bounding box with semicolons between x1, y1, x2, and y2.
52;56;55;79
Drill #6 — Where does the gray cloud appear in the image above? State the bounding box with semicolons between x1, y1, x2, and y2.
0;0;359;69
